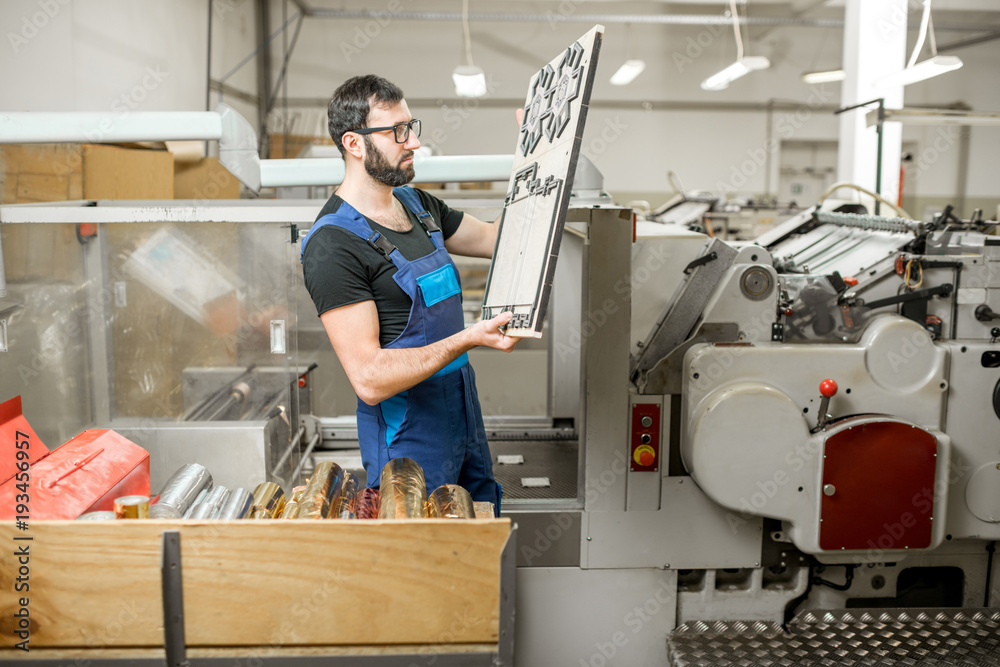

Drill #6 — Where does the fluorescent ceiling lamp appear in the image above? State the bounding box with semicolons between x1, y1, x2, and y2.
452;65;487;98
802;69;845;84
700;56;770;91
610;59;646;86
876;55;963;88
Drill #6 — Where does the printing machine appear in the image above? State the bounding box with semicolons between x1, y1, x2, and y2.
2;159;999;664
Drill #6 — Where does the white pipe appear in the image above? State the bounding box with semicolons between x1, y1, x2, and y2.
0;112;223;144
259;154;515;188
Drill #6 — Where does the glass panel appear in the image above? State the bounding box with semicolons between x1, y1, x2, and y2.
0;219;301;490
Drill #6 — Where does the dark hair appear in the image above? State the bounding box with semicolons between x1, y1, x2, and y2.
327;75;404;156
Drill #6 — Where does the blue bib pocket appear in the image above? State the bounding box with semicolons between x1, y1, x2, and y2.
415;264;461;307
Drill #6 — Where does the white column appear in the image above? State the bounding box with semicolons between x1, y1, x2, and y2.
837;0;907;211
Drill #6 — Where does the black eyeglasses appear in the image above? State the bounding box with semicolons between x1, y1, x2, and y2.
347;119;421;144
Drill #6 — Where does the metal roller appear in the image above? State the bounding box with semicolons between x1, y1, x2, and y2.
76;511;117;521
150;463;213;519
216;487;252;520
427;484;475;519
379;458;428;519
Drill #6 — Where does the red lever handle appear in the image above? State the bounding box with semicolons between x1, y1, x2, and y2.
819;379;838;398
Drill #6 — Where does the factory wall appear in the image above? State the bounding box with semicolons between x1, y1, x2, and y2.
2;0;998;216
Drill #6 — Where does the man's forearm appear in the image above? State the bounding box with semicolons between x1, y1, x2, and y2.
354;329;475;405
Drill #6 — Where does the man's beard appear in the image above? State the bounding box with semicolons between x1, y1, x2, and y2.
363;136;414;187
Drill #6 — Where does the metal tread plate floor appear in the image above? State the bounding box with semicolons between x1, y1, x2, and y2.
667;608;1000;666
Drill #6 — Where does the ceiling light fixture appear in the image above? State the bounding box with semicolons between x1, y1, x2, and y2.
610;24;646;86
452;0;487;98
801;69;846;85
701;0;770;92
877;0;962;88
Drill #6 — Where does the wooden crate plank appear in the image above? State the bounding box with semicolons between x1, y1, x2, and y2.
0;519;509;648
0;643;497;659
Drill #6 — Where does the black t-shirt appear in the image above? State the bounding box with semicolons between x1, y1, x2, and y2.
302;188;465;346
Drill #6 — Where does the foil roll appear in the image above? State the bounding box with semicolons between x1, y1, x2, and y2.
216;487;252;520
379;458;427;519
330;473;359;520
295;461;345;519
188;486;230;520
77;511;117;521
249;481;285;519
150;463;213;519
427;485;475;519
353;488;380;519
473;501;496;519
291;485;307;503
113;495;150;519
182;488;210;518
279;500;300;519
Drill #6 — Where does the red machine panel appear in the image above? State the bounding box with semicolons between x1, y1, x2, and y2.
630;403;660;472
819;419;938;551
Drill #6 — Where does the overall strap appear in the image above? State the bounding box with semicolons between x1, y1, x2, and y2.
393;186;440;234
300;203;400;264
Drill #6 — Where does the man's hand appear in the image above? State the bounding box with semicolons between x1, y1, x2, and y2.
463;311;519;352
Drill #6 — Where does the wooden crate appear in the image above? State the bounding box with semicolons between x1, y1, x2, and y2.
0;519;512;654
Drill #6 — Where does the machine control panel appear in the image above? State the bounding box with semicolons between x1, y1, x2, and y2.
630;403;660;471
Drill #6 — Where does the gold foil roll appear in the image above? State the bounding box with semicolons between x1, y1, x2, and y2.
291;485;307;503
473;501;496;519
249;482;285;519
427;485;475;519
379;457;427;519
114;495;150;519
295;461;345;519
279;500;300;519
330;473;359;519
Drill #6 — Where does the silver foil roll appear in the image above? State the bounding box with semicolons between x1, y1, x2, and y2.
76;511;117;521
150;463;213;519
182;488;210;518
216;487;252;520
379;457;428;519
189;486;230;520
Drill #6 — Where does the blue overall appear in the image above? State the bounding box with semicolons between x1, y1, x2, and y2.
301;186;501;511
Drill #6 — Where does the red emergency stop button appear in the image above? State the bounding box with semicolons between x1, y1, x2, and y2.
633;444;656;467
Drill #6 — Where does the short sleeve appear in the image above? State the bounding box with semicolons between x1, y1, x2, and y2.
302;226;375;316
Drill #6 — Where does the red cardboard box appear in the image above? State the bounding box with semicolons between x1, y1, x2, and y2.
0;396;50;485
0;427;150;520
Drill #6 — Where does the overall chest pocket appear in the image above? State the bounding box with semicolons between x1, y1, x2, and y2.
415;264;462;307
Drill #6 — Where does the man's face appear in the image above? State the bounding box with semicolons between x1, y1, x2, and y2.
362;100;420;187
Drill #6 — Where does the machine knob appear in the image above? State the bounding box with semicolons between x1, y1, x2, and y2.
640;433;651;445
823;484;836;496
819;379;838;398
633;444;655;467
